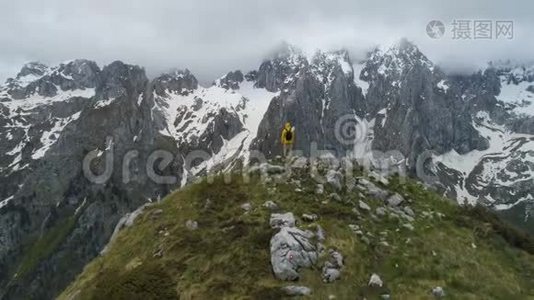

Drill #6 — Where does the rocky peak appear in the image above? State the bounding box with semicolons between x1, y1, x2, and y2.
449;68;501;100
362;38;433;83
97;61;148;100
4;60;101;99
491;61;534;84
16;61;50;79
255;43;308;92
311;49;354;82
215;70;244;90
54;59;101;88
270;41;304;61
153;69;198;97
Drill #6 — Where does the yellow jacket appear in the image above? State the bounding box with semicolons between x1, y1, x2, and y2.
281;125;295;144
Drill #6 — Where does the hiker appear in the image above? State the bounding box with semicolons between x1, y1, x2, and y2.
281;122;295;157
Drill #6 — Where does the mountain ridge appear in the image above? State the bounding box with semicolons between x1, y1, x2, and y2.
1;39;533;298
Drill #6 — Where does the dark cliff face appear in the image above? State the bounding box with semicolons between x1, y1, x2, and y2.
362;40;488;169
153;69;198;97
0;61;183;299
1;40;534;299
428;63;534;220
252;40;489;164
152;70;245;167
5;60;100;100
252;48;365;157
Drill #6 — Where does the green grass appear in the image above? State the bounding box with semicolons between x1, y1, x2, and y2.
59;168;534;300
16;215;77;279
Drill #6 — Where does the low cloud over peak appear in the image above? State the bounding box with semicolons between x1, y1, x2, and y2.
1;0;532;84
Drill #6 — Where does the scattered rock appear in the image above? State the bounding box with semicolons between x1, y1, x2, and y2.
302;213;318;222
328;249;344;268
367;185;388;201
422;211;434;219
321;249;344;283
150;209;164;220
379;241;390;247
291;157;308;169
359;200;371;211
270;227;318;280
185;220;198;230
262;200;278;211
390;207;415;222
388;211;400;220
386;193;404;207
267;187;276;195
368;171;389;184
281;285;312;296
203;198;212;210
345;176;357;192
402;223;415;231
240;202;252;212
316;242;325;254
329;193;342;202
153;247;163;258
270;212;296;229
315;184;324;195
264;163;286;175
370;213;380;221
326;170;343;191
369;273;383;287
403;206;415;217
322;267;341;283
249;163;286;176
358;178;389;201
351;207;361;217
376;207;387;217
316;224;326;241
348;224;360;232
432;286;445;298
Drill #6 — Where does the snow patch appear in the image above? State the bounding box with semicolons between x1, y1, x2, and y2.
32;112;81;159
0;195;14;209
437;80;449;92
497;77;534;116
2;88;95;112
94;97;116;109
434;111;534;206
352;62;369;96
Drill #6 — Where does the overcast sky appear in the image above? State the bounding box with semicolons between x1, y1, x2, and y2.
1;0;532;84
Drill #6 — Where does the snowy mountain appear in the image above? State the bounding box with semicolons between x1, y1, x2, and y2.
1;40;533;298
429;61;534;226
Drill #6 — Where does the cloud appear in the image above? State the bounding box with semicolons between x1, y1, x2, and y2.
0;0;532;84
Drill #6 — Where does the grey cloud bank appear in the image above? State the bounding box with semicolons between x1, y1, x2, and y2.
1;0;532;84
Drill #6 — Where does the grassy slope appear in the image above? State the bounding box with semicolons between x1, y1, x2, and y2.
59;166;534;299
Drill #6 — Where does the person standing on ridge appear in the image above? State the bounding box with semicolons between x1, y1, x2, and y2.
281;122;295;157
